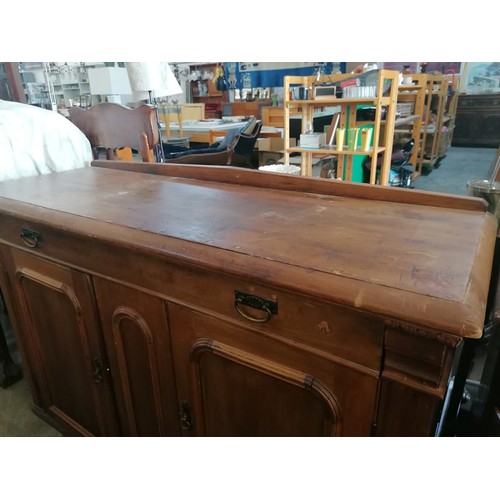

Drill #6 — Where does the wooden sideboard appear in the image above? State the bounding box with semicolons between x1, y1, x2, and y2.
222;100;272;120
452;94;500;148
0;162;497;437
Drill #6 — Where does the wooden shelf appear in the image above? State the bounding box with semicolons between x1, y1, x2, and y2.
398;84;423;92
414;75;448;171
189;63;226;118
283;70;400;184
287;146;385;155
395;114;421;126
286;96;393;108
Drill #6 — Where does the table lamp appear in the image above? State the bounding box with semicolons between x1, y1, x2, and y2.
126;62;183;161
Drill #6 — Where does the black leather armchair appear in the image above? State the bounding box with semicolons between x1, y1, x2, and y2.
163;119;263;169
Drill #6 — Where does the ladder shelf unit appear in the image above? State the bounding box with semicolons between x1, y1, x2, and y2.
420;74;448;172
394;73;427;179
438;74;460;157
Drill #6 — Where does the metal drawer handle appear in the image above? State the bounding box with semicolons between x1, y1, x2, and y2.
20;228;43;248
234;290;277;323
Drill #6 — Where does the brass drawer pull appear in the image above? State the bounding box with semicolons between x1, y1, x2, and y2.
234;290;277;323
20;228;43;248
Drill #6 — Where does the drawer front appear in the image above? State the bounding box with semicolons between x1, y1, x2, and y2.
383;327;452;388
0;217;46;252
458;95;500;109
227;285;384;372
0;213;383;372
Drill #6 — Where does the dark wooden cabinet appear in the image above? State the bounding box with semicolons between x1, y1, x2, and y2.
452;94;500;147
1;249;119;436
0;163;497;436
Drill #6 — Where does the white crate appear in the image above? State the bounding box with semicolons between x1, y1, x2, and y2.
299;132;326;148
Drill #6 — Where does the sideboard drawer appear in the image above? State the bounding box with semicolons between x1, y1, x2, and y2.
229;285;384;372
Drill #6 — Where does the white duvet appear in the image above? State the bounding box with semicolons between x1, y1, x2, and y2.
0;99;92;182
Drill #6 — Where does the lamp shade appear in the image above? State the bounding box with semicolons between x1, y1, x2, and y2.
126;62;183;100
88;67;132;95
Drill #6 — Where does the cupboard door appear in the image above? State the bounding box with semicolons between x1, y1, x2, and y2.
169;303;379;437
4;248;118;436
93;278;179;436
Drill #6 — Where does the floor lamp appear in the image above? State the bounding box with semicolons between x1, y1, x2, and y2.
126;62;183;162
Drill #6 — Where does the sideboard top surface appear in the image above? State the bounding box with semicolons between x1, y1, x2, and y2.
0;165;496;338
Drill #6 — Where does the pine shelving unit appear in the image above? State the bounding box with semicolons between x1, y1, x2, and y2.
394;73;427;179
438;74;461;157
283;69;399;186
420;74;448;173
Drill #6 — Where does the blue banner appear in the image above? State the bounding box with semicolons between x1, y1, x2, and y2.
224;62;346;88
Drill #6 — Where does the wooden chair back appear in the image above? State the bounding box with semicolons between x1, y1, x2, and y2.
68;103;158;162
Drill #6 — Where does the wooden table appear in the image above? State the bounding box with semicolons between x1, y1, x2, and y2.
0;162;497;436
161;120;246;144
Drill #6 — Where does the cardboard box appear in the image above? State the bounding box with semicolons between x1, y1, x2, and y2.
257;137;296;152
257;137;296;166
299;132;326;149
